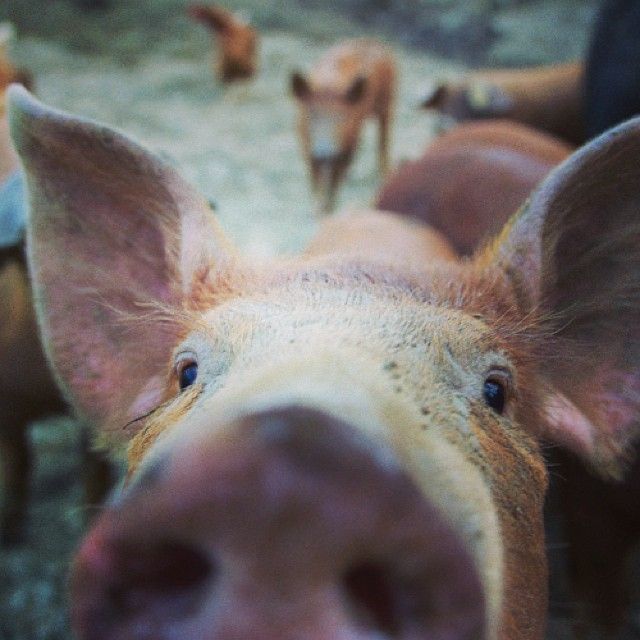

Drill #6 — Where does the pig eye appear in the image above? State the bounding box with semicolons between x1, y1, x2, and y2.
483;376;506;414
178;361;198;391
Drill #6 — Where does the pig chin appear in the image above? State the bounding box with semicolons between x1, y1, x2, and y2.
71;361;502;640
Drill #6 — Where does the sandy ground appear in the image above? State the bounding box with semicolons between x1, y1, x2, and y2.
2;0;639;638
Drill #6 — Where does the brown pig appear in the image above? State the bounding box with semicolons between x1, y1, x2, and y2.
8;84;640;639
0;33;59;545
376;119;572;256
421;62;585;145
0;49;110;544
290;39;396;213
188;4;258;82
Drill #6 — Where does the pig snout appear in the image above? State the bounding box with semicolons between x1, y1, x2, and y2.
311;155;349;213
71;406;485;640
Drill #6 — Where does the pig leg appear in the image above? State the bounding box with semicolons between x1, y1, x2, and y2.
0;411;31;545
378;107;390;177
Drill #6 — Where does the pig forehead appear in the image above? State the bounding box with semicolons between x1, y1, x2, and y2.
195;285;497;359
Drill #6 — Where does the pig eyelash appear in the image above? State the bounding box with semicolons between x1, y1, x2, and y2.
122;404;166;431
122;396;179;431
122;383;205;434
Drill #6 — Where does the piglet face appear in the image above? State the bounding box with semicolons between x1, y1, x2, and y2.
291;72;370;213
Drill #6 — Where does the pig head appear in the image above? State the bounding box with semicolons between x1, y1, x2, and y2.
8;85;640;639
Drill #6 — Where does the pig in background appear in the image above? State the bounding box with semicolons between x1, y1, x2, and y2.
188;3;258;82
375;119;572;256
9;83;640;639
420;62;585;146
0;27;112;545
290;38;395;214
421;0;640;153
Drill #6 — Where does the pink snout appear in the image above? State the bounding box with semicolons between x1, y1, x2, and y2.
71;406;485;640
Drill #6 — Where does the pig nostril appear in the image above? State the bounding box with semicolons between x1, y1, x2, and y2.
107;541;213;620
342;561;401;637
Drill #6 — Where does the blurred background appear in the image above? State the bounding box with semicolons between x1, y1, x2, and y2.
1;1;634;639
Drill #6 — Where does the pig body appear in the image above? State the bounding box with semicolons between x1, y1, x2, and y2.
0;51;111;543
0;40;61;543
0;230;66;543
422;62;585;145
188;4;258;82
9;86;640;639
291;39;396;212
375;120;571;256
1;86;63;543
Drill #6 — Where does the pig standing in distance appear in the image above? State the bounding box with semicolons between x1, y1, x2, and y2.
290;39;395;213
188;4;258;82
421;62;585;145
8;85;640;639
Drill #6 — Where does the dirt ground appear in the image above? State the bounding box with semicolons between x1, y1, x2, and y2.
2;0;638;638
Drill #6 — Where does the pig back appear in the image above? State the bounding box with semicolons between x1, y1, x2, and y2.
305;208;457;270
376;120;572;256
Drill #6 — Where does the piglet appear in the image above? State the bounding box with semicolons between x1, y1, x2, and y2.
291;39;396;213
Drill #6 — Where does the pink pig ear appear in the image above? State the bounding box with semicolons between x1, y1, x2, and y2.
8;85;237;441
488;115;640;477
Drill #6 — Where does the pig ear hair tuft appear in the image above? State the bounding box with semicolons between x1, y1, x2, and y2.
484;114;640;476
345;75;367;104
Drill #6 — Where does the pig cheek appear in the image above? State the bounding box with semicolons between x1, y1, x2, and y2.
471;410;548;635
126;384;204;482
